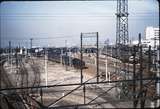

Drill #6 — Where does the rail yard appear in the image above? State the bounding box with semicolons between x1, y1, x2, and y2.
0;0;160;108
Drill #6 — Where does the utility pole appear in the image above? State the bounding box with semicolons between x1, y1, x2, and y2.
156;1;160;107
138;33;142;47
139;45;143;108
61;49;63;65
11;43;12;74
80;33;83;84
44;47;48;87
153;38;157;68
83;84;86;104
9;41;12;73
69;48;71;67
106;56;108;81
96;32;99;83
9;41;11;61
16;47;18;69
30;38;33;57
106;41;108;81
8;41;10;66
148;46;151;75
156;42;160;107
65;40;68;71
25;41;27;59
133;45;136;108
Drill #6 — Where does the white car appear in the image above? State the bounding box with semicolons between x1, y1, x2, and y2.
129;56;139;62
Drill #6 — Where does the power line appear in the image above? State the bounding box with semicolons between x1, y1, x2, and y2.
1;14;158;17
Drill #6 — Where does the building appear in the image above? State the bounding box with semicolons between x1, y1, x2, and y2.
132;26;159;48
145;27;159;47
146;27;159;40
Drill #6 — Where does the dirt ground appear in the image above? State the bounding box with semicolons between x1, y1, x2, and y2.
2;57;137;108
32;57;134;108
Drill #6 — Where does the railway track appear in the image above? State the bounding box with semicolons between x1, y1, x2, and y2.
0;56;13;89
0;55;43;108
30;58;41;93
0;56;28;109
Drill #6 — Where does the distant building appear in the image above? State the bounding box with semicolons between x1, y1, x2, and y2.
132;26;159;48
146;27;159;40
145;27;159;47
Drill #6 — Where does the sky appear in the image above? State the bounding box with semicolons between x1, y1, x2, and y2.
0;0;159;48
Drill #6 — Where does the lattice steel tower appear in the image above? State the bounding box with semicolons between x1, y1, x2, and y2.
116;0;129;45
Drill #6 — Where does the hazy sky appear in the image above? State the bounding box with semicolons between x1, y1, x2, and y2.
0;0;159;48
